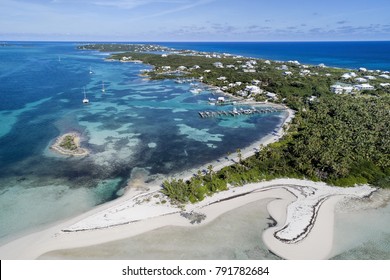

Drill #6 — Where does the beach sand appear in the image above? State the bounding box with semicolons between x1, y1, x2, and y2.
0;107;377;260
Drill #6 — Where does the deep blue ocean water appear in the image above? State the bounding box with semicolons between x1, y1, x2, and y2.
158;41;390;71
0;41;389;259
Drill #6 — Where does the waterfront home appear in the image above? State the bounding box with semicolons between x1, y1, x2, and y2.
264;60;271;65
359;67;367;72
318;63;326;68
177;66;187;71
245;85;262;95
266;92;278;100
288;60;300;65
161;66;171;71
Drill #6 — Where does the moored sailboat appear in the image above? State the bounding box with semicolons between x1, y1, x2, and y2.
82;88;89;104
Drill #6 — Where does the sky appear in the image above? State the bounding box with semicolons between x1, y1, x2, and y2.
1;0;390;41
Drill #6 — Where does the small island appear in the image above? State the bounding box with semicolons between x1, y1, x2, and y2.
50;132;88;156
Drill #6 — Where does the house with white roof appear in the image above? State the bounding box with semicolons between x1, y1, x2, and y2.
245;85;262;95
364;75;376;80
354;84;374;91
379;74;390;79
283;71;293;76
355;77;368;83
330;83;354;94
177;66;187;71
213;62;224;68
266;92;278;100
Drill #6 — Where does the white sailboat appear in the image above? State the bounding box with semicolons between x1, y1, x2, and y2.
89;67;93;74
101;81;105;93
82;88;89;104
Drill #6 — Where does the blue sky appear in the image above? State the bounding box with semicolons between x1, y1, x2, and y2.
1;0;390;41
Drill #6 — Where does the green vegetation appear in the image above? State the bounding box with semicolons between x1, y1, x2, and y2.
59;135;78;151
79;44;390;202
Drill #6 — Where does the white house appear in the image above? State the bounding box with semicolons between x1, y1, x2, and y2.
204;69;211;73
161;66;171;71
283;71;293;76
364;75;376;80
264;60;271;65
358;67;367;72
245;85;262;95
217;76;227;81
330;83;353;94
380;83;390;87
355;77;368;83
213;62;224;68
354;84;374;91
341;73;352;79
379;74;390;79
280;65;289;70
177;66;187;71
161;54;168;57
266;92;278;100
288;60;300;65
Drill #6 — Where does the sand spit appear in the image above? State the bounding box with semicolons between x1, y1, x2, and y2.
0;178;375;260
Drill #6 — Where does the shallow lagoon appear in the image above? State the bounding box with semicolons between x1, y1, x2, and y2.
0;42;284;241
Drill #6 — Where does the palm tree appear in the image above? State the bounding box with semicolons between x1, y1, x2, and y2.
207;164;214;179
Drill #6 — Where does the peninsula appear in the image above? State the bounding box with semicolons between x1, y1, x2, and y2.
50;132;88;157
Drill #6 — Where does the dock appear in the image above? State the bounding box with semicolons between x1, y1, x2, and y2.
198;107;283;118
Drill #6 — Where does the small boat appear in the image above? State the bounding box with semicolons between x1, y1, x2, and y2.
82;88;89;104
101;81;105;93
89;67;93;74
190;88;202;94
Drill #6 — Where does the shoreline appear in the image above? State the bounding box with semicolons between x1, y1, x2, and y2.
0;179;375;260
0;106;376;260
50;132;89;157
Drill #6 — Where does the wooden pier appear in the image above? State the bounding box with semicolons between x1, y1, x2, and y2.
198;107;283;118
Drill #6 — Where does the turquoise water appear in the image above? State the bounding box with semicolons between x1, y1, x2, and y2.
0;42;284;241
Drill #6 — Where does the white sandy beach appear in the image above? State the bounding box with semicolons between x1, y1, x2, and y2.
0;107;377;260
